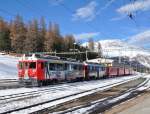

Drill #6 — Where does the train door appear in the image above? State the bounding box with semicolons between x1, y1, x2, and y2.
97;66;100;78
84;65;89;80
45;62;52;80
64;63;69;80
24;62;29;79
37;61;45;80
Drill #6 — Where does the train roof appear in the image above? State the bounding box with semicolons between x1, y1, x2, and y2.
19;54;83;64
19;54;105;67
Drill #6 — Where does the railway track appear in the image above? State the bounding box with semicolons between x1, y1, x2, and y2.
0;79;20;90
0;79;18;83
0;76;142;114
42;78;149;114
0;76;137;102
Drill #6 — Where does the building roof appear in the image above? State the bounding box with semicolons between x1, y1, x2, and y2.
86;58;113;64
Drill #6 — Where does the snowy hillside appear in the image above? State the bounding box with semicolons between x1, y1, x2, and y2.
82;39;150;57
0;54;18;79
133;54;150;68
82;39;150;68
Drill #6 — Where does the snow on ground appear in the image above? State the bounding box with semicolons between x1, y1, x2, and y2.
0;74;140;114
67;93;131;114
0;54;18;79
137;74;150;91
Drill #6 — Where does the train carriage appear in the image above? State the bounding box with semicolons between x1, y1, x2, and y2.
106;67;118;78
83;63;106;80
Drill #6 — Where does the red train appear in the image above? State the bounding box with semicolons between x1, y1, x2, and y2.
106;67;134;78
18;54;134;86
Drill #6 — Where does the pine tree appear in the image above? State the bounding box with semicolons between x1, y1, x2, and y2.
45;23;63;52
38;17;46;52
25;19;39;52
51;23;63;52
44;22;54;52
63;34;75;51
0;17;11;52
10;15;26;53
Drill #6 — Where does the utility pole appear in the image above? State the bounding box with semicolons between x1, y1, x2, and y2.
86;50;88;61
119;49;121;64
73;42;76;55
55;50;56;56
73;42;76;59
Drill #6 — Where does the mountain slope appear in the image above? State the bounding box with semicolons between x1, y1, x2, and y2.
82;39;150;68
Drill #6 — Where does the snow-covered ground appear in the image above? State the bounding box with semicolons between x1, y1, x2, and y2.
0;54;18;79
0;74;142;114
65;74;150;114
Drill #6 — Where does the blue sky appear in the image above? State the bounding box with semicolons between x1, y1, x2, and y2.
0;0;150;48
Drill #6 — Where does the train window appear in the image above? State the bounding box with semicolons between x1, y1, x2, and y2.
92;66;95;70
102;67;105;71
49;63;55;70
29;62;36;69
73;64;78;70
78;65;82;70
56;64;63;71
25;62;28;69
89;66;93;70
35;54;41;58
64;63;69;70
95;66;99;70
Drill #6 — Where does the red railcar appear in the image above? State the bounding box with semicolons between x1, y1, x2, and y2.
18;59;45;86
106;67;132;77
106;67;118;78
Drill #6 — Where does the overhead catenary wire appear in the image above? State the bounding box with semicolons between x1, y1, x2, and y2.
15;0;44;17
0;8;17;21
0;8;16;17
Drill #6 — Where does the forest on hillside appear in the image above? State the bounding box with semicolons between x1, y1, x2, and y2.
0;15;88;54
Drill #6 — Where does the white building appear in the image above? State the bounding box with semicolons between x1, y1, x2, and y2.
86;58;113;66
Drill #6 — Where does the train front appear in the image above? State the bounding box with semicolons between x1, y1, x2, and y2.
18;54;44;86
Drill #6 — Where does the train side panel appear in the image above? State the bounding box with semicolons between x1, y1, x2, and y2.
106;67;118;78
118;68;125;76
